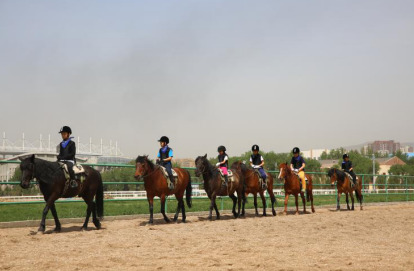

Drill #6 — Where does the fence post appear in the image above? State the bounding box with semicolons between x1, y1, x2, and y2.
221;197;224;211
405;177;408;202
385;175;388;202
165;197;168;213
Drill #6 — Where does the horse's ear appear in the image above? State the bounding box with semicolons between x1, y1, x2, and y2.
30;154;35;163
204;154;207;158
144;155;148;161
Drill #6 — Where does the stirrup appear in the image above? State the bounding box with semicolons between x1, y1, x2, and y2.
70;179;78;188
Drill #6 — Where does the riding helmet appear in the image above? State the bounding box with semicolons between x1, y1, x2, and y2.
218;146;226;152
343;154;349;159
252;145;260;151
59;126;72;134
292;147;300;154
158;136;170;144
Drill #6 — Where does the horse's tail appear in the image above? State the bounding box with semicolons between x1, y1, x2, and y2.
185;170;192;208
96;172;104;220
355;179;363;204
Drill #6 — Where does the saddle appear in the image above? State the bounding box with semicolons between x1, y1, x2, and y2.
160;166;178;179
344;172;356;188
219;169;234;183
293;172;309;183
58;163;86;182
254;169;266;187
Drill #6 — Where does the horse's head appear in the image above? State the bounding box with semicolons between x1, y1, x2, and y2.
278;162;290;180
231;161;242;171
134;155;152;179
195;154;208;177
18;154;36;189
327;168;337;186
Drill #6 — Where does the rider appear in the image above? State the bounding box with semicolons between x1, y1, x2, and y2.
156;136;175;190
250;145;267;189
342;154;357;186
290;147;306;193
216;146;229;187
57;126;77;188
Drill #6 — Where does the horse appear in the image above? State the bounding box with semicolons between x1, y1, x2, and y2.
195;154;245;220
134;156;192;224
327;168;363;211
278;163;315;215
231;161;276;217
19;154;104;233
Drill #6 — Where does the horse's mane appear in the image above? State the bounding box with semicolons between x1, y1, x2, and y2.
328;168;346;181
135;156;155;170
21;157;63;184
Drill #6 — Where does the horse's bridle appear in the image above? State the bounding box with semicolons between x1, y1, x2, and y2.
137;162;162;179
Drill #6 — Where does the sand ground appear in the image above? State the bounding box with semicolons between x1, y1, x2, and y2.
1;204;414;271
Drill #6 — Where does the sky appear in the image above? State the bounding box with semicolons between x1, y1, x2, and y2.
1;0;414;159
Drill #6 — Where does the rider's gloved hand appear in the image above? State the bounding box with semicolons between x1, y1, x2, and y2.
216;163;220;167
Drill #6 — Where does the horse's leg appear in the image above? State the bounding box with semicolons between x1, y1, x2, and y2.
148;197;154;225
253;194;259;217
50;204;61;232
237;191;242;218
259;192;267;216
283;194;289;215
300;192;306;214
180;199;186;223
294;194;299;215
346;193;350;210
38;195;59;233
336;192;342;211
91;202;101;229
209;193;216;220
213;202;220;220
310;191;315;213
350;192;355;210
173;198;182;222
81;195;93;230
268;190;277;216
229;194;238;218
241;192;247;217
160;194;170;223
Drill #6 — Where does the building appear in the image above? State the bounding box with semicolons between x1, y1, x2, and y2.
175;158;195;168
375;157;406;175
369;140;401;155
302;149;330;160
319;159;340;169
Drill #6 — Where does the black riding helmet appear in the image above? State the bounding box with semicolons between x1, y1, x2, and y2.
59;126;72;134
292;147;300;154
252;145;259;151
158;136;169;144
343;154;349;159
218;146;226;152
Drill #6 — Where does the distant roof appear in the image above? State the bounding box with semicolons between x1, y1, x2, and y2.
375;157;406;166
319;159;340;168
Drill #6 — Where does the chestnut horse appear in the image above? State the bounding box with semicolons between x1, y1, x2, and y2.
19;155;103;232
134;156;192;224
328;168;363;211
195;154;245;220
278;163;315;214
231;161;276;216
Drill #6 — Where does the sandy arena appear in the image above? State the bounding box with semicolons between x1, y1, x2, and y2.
1;204;414;271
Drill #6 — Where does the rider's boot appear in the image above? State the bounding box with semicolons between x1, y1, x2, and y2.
223;175;229;187
168;176;175;190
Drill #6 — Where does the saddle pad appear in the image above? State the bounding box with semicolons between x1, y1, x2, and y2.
345;172;356;188
60;163;85;175
219;169;234;178
160;166;178;178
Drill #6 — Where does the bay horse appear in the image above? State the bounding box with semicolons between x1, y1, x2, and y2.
327;168;363;211
195;154;245;220
134;156;192;224
231;161;276;217
19;154;104;233
278;163;315;215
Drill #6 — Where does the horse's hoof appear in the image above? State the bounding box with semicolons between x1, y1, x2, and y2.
38;227;45;233
272;210;277;216
312;208;315;213
208;216;213;221
181;220;187;223
54;227;61;233
81;227;87;231
164;219;171;223
262;213;267;217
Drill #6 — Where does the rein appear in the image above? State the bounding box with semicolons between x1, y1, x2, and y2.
139;164;162;179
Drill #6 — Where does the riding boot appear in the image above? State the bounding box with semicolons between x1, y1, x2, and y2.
262;177;267;190
223;175;229;187
168;175;175;190
301;179;306;193
68;166;78;188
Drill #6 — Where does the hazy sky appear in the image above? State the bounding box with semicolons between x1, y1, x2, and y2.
1;0;413;159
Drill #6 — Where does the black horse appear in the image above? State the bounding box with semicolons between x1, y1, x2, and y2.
19;154;104;233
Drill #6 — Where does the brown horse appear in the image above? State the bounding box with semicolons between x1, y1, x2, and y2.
328;168;363;211
231;161;276;216
134;156;192;224
195;154;245;220
19;154;104;232
278;163;315;214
